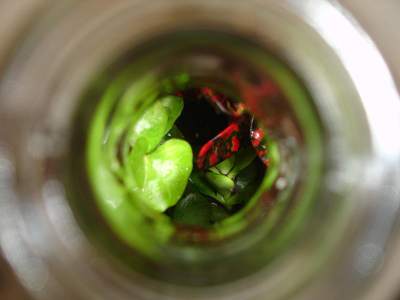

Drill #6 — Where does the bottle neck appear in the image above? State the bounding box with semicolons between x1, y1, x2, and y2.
0;1;399;300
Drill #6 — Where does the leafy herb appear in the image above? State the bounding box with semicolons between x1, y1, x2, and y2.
190;147;263;210
126;96;193;212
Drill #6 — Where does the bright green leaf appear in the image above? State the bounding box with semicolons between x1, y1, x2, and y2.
205;171;235;197
159;96;183;135
141;139;193;212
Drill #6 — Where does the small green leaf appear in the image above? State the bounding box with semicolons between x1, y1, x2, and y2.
160;73;190;93
214;156;235;175
205;171;235;197
159;96;184;135
141;139;193;212
189;172;226;204
127;137;148;189
194;147;262;209
235;160;259;191
230;147;256;176
226;160;261;207
175;73;190;89
131;101;168;152
123;96;192;212
172;193;228;227
212;147;256;179
129;96;183;152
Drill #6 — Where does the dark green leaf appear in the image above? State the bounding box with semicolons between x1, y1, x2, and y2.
172;193;228;227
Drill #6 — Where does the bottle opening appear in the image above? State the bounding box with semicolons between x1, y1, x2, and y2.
66;30;323;284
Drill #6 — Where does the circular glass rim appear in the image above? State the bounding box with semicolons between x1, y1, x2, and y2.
0;1;399;299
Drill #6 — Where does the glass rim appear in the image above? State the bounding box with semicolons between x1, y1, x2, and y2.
0;1;399;299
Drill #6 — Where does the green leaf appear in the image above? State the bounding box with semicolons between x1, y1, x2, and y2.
189;171;226;204
214;156;235;175
174;73;190;89
141;139;193;212
205;171;235;197
126;137;148;189
226;160;261;207
161;73;190;93
159;96;183;135
172;193;228;227
128;96;183;153
235;160;259;191
212;147;256;179
122;96;192;212
190;148;261;209
131;101;168;152
230;147;256;176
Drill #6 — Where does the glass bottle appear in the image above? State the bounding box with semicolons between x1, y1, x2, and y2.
0;1;400;300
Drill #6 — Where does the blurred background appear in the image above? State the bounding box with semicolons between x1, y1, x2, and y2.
0;0;400;299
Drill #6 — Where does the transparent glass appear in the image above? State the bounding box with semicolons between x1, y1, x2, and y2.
65;29;322;285
0;1;400;300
